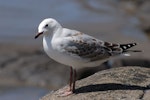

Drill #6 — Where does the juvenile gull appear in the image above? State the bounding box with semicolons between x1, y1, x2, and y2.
35;18;139;96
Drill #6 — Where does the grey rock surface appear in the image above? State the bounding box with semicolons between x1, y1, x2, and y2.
41;67;150;100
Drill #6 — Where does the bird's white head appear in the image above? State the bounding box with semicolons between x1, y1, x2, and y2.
35;18;61;39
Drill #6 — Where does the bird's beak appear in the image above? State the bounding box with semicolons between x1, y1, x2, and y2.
34;32;43;39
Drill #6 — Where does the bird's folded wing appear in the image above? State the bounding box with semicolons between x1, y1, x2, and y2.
62;33;122;62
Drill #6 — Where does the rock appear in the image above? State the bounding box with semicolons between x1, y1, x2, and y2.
40;67;150;100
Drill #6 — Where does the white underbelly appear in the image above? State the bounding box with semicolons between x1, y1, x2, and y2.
44;47;84;67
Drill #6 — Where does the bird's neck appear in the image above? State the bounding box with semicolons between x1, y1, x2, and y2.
51;24;64;40
43;26;63;51
44;26;63;41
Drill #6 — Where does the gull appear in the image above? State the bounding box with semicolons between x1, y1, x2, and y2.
35;18;140;96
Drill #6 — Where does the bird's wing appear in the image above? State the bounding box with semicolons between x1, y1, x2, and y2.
62;32;123;62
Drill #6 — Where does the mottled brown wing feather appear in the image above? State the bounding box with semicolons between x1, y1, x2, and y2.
64;39;112;62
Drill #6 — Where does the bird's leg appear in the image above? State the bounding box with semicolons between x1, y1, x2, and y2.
72;69;76;92
69;66;73;91
62;66;73;91
56;66;74;96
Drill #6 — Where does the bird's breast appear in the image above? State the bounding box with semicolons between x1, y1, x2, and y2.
43;36;57;59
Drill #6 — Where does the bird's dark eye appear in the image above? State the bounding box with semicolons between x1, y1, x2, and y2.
45;24;48;27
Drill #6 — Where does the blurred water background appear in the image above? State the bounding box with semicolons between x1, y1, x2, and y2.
1;0;149;44
0;0;150;100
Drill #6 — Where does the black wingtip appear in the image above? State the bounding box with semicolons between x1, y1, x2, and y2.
120;43;137;51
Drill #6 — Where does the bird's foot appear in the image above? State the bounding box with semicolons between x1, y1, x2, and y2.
58;91;73;97
55;85;73;96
